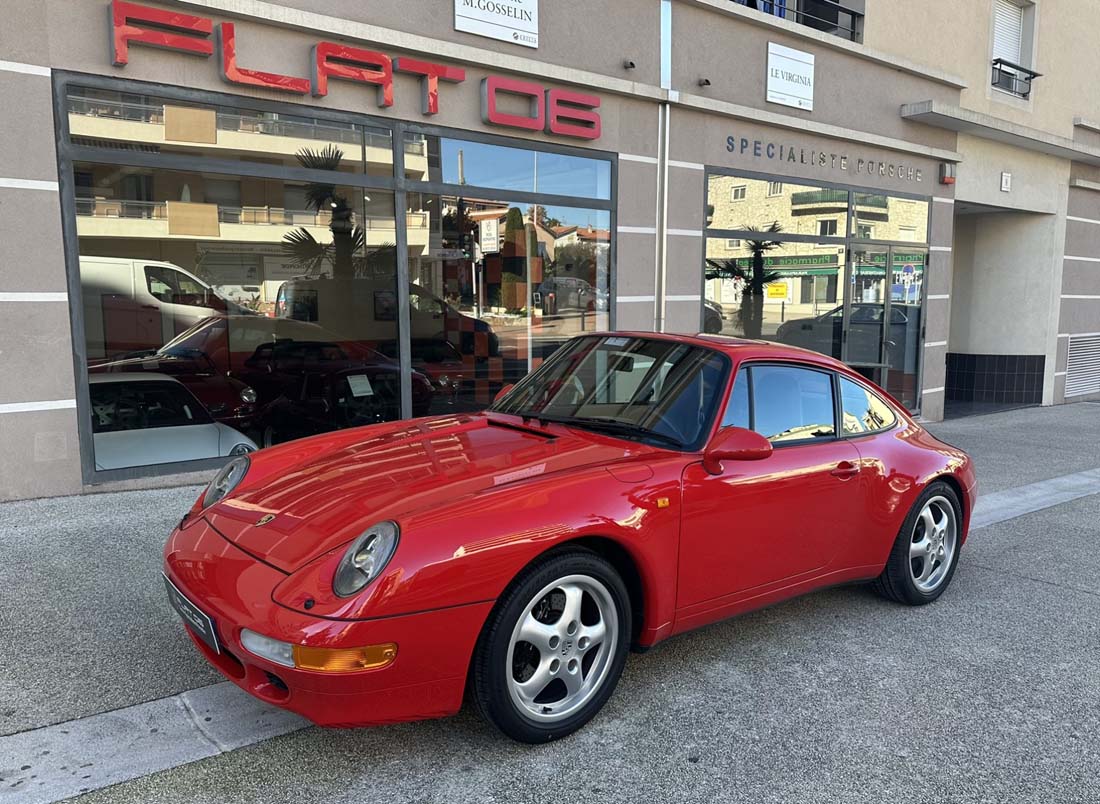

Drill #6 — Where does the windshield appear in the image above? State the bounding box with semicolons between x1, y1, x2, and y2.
491;335;729;450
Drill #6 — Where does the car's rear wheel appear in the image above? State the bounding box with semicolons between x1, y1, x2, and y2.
873;481;962;605
471;550;630;743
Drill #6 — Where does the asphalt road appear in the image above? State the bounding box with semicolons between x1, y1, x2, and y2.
1;402;1098;803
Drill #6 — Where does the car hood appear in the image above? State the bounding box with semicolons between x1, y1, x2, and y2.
205;413;645;572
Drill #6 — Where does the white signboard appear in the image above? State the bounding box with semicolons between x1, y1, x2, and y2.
479;217;500;254
766;42;815;111
346;375;375;397
454;0;538;48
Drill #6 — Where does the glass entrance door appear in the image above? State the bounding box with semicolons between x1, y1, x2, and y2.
843;246;926;411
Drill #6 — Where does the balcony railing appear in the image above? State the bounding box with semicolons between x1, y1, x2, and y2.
991;59;1041;99
75;198;166;219
75;199;425;231
732;0;863;43
790;189;888;208
66;95;408;153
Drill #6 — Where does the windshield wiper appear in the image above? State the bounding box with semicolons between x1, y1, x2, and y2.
520;413;683;449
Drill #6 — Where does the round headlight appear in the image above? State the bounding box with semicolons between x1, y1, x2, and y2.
229;443;254;456
202;454;250;509
333;521;399;598
239;386;257;404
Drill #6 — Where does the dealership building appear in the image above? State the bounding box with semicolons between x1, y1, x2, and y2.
2;0;1098;501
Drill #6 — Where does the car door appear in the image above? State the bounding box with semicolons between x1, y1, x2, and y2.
677;363;865;610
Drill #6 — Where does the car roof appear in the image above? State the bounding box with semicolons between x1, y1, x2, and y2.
589;331;850;372
89;372;181;384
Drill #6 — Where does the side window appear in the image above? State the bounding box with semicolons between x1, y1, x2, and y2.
144;265;175;302
750;365;836;443
839;377;896;435
721;368;750;428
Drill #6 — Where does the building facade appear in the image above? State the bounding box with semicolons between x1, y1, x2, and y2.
0;0;1096;501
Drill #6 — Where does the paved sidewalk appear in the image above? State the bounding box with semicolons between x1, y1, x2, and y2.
0;402;1098;803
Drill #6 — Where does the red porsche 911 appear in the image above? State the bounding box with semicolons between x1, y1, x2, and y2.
163;332;976;743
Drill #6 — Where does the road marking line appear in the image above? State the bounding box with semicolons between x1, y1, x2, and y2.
969;467;1100;531
0;682;307;804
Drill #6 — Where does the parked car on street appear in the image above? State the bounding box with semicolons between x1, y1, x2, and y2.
90;373;255;470
163;333;975;743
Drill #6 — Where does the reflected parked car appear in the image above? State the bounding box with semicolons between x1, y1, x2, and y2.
775;303;918;364
703;299;724;334
90;373;256;470
163;332;975;743
92;316;433;446
276;278;500;357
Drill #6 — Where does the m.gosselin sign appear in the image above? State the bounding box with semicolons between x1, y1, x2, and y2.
726;135;924;183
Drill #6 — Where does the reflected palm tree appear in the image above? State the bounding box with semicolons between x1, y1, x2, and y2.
706;221;783;339
281;145;359;280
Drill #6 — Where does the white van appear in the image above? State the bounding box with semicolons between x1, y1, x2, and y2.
80;256;252;362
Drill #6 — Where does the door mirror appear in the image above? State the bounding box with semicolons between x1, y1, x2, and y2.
702;426;772;474
494;383;514;402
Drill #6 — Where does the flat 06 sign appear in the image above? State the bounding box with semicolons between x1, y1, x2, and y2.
110;0;598;140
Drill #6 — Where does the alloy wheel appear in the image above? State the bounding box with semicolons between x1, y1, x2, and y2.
908;495;958;593
506;575;618;723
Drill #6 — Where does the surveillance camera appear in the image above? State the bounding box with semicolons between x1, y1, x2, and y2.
698;78;711;87
623;59;636;70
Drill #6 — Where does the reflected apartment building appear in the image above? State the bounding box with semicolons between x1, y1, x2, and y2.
2;0;1099;499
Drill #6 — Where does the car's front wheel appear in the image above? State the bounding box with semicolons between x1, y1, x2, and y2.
471;550;631;742
873;481;962;605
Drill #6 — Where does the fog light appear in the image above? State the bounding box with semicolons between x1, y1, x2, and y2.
292;643;397;673
240;629;294;668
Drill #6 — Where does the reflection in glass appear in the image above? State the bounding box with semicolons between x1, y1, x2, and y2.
706;175;848;237
77;160;403;466
406;193;610;414
851;194;929;243
749;365;836;443
66;86;385;175
705;238;847;358
425;137;611;199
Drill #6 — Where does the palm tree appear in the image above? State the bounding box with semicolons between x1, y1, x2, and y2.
705;221;783;339
281;145;358;280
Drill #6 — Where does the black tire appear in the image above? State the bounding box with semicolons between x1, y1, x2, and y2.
471;549;631;743
873;481;963;605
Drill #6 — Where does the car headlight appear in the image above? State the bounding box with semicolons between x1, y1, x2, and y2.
239;386;257;404
333;521;399;597
202;455;249;509
229;443;254;456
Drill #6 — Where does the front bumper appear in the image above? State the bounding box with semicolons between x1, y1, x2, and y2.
164;517;492;727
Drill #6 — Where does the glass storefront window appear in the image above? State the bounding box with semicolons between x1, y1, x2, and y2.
77;160;402;465
404;193;610;414
65;83;615;474
851;193;929;243
412;135;611;200
706;175;848;238
704;238;847;356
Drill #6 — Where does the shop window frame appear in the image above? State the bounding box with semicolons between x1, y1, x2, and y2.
53;71;618;486
700;165;933;418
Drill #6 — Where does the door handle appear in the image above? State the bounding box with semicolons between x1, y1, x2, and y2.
831;461;860;479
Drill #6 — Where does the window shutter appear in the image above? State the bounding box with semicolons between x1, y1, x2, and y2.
992;0;1024;64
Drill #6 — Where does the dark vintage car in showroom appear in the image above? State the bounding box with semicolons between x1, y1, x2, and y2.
92;315;433;446
163;332;976;742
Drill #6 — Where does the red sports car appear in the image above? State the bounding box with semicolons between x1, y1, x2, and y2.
163;332;976;742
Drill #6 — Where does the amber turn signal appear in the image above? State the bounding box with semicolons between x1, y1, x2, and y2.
292;643;397;673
